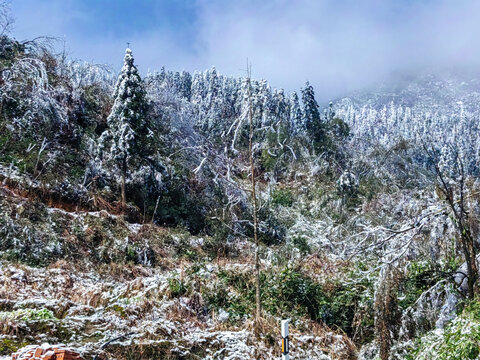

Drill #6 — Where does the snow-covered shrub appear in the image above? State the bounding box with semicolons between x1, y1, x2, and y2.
407;301;480;360
337;170;359;195
271;188;294;207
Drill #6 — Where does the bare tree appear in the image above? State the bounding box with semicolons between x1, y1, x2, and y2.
0;0;13;36
375;266;401;360
425;143;478;299
245;63;262;333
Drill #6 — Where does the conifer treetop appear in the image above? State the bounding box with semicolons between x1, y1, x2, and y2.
100;46;148;165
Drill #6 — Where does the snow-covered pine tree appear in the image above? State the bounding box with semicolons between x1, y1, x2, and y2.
179;70;192;100
289;92;303;134
222;76;239;119
98;47;151;208
158;66;166;83
301;81;325;153
257;79;271;127
206;66;220;108
273;89;288;135
191;71;206;105
324;101;335;121
172;71;181;94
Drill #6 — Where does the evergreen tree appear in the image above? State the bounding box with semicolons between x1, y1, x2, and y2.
273;89;287;119
179;70;192;100
222;77;239;118
158;66;166;83
206;66;220;110
98;47;151;208
301;81;325;152
191;71;206;105
273;89;288;135
172;71;181;93
258;79;272;126
324;101;335;121
289;92;303;134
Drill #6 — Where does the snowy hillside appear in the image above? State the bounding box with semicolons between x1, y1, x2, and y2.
334;71;480;175
1;25;480;360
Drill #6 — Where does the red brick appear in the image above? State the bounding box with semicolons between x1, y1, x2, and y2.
35;348;44;357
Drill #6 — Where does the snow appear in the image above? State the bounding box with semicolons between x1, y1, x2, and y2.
2;34;480;360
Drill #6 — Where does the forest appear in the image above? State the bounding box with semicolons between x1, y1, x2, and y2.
2;2;480;359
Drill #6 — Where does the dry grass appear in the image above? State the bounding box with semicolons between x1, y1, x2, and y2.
96;263;152;281
308;321;358;360
301;253;351;283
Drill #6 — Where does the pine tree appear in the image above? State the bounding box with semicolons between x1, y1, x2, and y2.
205;66;220;110
158;66;166;83
98;47;151;208
324;101;335;121
172;71;181;94
179;70;192;100
301;81;325;152
257;79;272;127
191;71;206;105
289;92;303;134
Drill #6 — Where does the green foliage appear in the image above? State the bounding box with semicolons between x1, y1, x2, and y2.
0;308;55;321
256;206;286;245
108;304;127;318
204;266;374;338
260;149;276;172
292;236;311;255
443;250;463;275
0;131;40;174
398;260;438;310
302;82;322;144
261;267;321;320
168;277;188;298
262;267;373;337
407;300;480;360
80;83;112;133
271;188;294;207
0;37;26;64
0;339;29;356
358;175;385;201
21;308;54;321
203;271;250;321
125;245;137;263
329;118;350;139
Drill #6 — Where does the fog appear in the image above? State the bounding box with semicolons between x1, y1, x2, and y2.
10;0;480;101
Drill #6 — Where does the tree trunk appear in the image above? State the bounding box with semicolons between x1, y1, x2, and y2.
430;145;478;299
462;229;478;299
247;74;262;333
375;267;400;360
121;156;127;209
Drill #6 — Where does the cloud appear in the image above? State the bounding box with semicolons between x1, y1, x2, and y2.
10;0;480;101
191;0;480;100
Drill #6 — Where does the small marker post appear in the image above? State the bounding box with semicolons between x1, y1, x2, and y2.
281;319;289;360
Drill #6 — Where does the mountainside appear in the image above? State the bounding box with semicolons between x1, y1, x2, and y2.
334;71;480;175
2;33;480;360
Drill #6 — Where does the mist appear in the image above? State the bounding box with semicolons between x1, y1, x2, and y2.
11;0;480;101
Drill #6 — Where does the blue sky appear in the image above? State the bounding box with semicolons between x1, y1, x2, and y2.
10;0;480;100
12;0;200;63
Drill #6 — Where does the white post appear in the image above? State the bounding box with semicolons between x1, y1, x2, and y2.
281;319;289;360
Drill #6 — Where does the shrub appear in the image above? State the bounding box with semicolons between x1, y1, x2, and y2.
398;260;438;310
292;236;311;255
271;188;294;207
167;277;188;298
407;301;480;360
260;149;276;172
0;308;55;321
206;267;373;338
